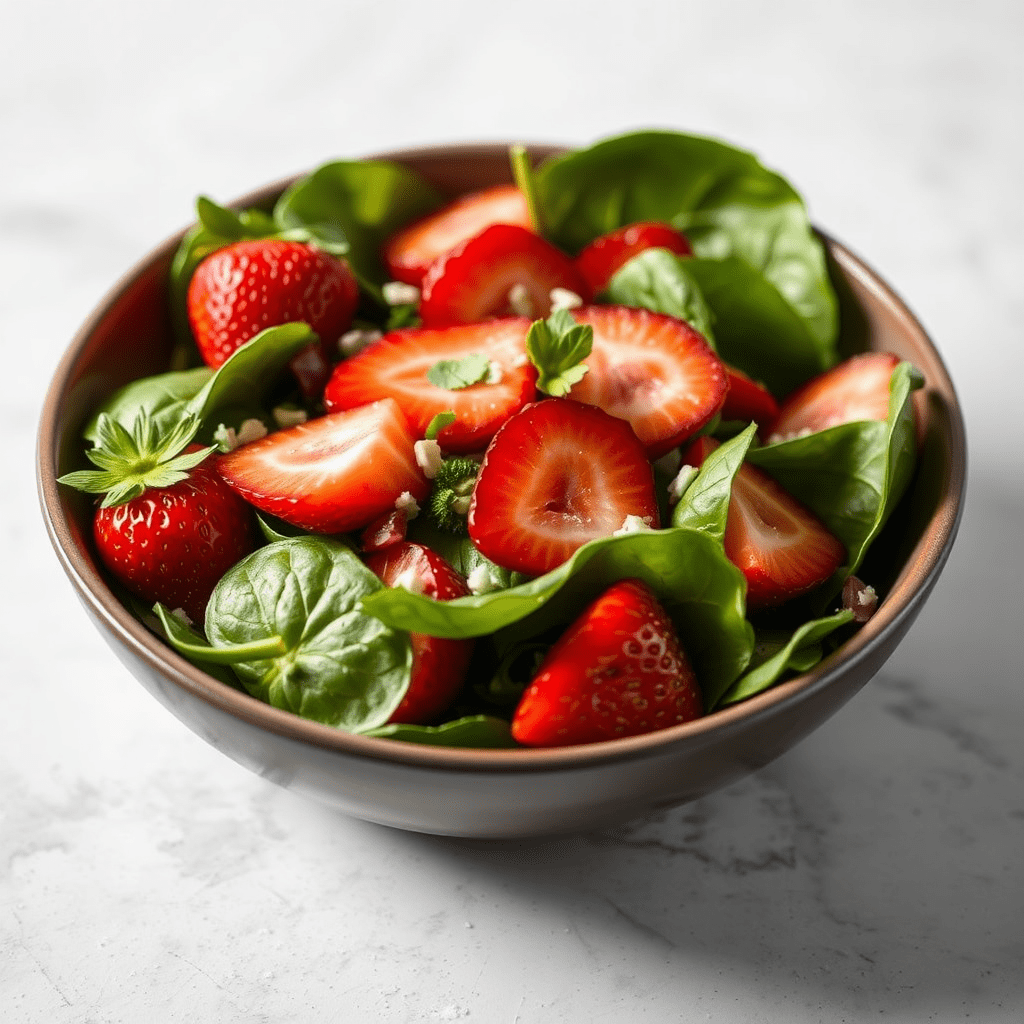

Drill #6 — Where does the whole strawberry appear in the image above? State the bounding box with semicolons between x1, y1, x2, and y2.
187;238;359;373
59;413;256;624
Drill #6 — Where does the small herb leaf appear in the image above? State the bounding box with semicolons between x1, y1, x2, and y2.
425;411;456;440
526;309;593;397
427;353;492;390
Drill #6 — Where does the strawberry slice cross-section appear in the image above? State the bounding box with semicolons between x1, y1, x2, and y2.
324;318;537;454
568;305;727;458
468;398;659;577
575;221;693;295
217;398;429;534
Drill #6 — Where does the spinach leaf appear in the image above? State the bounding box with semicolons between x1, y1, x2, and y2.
205;537;412;731
152;603;247;688
671;424;756;541
274;160;443;288
717;610;854;707
747;361;923;577
362;527;754;708
603;248;716;344
83;323;316;442
365;715;516;748
535;130;838;362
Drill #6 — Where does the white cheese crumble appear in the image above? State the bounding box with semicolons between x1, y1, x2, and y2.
394;491;420;518
549;287;583;311
507;283;534;317
613;514;655;536
414;438;444;479
339;327;382;357
467;564;500;595
213;417;269;452
382;281;420;306
393;566;426;595
272;406;308;429
667;464;699;506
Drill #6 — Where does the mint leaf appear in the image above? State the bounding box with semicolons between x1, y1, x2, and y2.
526;309;593;397
427;353;492;390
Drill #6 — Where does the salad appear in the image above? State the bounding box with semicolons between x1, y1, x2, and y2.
59;130;922;749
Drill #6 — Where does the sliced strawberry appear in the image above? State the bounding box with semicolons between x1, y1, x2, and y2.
217;398;429;534
720;362;779;426
468;399;659;576
383;184;533;287
360;508;409;553
419;224;590;328
766;352;902;443
575;221;693;294
365;542;474;725
568;305;727;458
511;578;703;747
682;436;846;609
324;318;537;453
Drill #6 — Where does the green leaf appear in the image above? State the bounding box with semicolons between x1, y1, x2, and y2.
273;159;443;287
717;610;854;707
525;309;594;397
747;361;922;578
362;526;755;708
425;411;456;440
535;130;839;362
426;353;492;390
205;537;413;731
603;248;716;344
509;144;542;234
365;715;516;748
155;603;287;665
151;604;244;688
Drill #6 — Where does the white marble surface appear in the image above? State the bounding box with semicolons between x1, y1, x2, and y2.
4;1;1023;1020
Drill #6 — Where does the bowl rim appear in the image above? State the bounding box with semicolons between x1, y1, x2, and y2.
36;141;968;775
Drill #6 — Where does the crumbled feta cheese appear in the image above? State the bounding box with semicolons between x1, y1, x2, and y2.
213;417;268;452
507;283;534;317
272;406;308;429
667;464;699;505
382;281;420;306
394;491;420;518
549;287;583;311
613;514;655;536
414;438;444;479
467;564;499;595
339;327;382;357
170;607;193;627
393;566;426;595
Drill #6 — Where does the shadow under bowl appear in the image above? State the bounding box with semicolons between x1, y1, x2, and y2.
37;143;967;838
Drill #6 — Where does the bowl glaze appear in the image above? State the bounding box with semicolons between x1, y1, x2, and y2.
37;144;966;838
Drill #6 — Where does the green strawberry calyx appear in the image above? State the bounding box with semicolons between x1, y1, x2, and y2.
58;412;215;509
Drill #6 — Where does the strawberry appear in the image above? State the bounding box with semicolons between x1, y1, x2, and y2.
682;436;846;609
468;399;659;576
186;238;359;393
382;184;533;286
511;578;702;747
364;542;474;724
568;305;727;458
575;221;693;294
720;362;779;426
323;318;537;453
418;224;590;327
217;398;429;534
766;352;902;443
58;414;256;624
360;508;409;553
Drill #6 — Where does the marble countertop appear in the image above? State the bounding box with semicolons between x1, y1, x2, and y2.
4;1;1022;1020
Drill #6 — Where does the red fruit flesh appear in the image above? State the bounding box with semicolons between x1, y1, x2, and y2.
419;224;590;327
187;239;359;369
93;452;256;625
682;436;846;609
383;184;533;286
468;399;659;577
324;318;537;453
365;542;474;725
767;352;902;443
217;399;429;534
720;362;779;425
569;305;727;458
360;509;409;553
575;221;693;295
511;578;703;747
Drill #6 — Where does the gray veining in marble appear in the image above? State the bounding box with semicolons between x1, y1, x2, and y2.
3;1;1023;1020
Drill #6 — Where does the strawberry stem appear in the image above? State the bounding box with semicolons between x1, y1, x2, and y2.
509;145;544;236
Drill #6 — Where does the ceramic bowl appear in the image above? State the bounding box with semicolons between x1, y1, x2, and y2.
37;143;966;838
